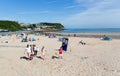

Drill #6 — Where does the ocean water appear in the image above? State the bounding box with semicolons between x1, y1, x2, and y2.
60;28;120;33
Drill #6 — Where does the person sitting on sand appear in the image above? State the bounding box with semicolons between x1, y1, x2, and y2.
29;53;34;60
24;44;31;59
79;40;86;45
74;34;76;37
55;49;59;58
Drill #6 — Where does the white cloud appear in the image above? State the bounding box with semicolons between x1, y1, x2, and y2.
75;0;103;8
62;0;120;28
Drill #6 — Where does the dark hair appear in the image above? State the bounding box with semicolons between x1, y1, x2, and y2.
27;44;29;48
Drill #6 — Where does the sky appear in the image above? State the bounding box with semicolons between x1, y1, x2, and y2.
0;0;120;28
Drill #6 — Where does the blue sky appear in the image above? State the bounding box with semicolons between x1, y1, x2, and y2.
0;0;120;28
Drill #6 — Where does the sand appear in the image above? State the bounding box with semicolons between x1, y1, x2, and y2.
0;34;120;76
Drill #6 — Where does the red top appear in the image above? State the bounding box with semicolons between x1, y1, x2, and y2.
59;48;62;54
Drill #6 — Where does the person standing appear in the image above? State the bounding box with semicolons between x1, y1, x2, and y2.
59;47;63;59
33;45;38;56
24;44;31;59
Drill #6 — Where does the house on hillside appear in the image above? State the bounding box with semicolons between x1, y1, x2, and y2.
0;29;8;32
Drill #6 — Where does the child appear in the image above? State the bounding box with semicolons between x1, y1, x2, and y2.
29;53;34;60
59;47;63;59
41;46;46;60
55;50;59;58
33;45;37;56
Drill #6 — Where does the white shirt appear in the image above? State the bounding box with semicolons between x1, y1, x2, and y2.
34;46;37;50
26;47;31;53
36;47;39;51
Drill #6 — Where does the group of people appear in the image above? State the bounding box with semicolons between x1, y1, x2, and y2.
24;44;46;60
24;44;63;60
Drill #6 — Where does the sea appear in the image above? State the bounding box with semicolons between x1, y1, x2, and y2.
60;28;120;33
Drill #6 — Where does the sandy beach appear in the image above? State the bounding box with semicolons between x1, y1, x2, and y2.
0;33;120;76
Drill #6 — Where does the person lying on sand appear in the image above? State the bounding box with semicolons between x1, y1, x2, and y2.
79;40;86;45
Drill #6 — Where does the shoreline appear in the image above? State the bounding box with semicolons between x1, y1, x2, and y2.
0;31;120;39
45;32;120;39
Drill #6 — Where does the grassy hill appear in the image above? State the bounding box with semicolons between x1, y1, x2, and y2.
0;20;22;31
0;20;64;31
